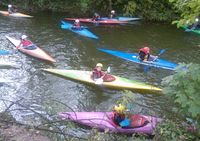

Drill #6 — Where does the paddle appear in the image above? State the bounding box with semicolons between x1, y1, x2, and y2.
144;49;166;72
152;49;166;62
95;66;111;85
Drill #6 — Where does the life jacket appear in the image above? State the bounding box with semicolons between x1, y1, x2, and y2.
112;111;125;126
92;14;100;21
74;22;81;28
92;68;104;80
8;7;15;14
21;40;33;47
139;50;150;61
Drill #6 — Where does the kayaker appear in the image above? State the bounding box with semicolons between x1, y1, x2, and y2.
188;18;200;30
17;35;37;50
92;63;105;80
72;19;81;30
138;47;158;62
8;4;15;14
91;63;116;82
112;104;130;127
109;10;116;19
92;13;100;21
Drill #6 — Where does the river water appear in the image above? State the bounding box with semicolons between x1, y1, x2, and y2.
0;11;199;137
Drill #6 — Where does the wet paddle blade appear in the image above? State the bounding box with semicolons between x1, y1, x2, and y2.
158;49;166;56
107;66;111;73
95;78;103;85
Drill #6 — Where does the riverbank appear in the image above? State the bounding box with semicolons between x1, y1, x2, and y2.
0;112;51;141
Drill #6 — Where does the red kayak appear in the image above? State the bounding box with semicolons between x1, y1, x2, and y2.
6;36;56;63
65;18;128;24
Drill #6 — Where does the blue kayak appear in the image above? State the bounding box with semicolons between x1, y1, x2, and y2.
118;17;141;21
98;48;178;70
61;21;98;39
100;17;141;21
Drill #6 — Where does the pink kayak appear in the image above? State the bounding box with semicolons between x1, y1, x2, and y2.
64;18;128;24
59;112;162;134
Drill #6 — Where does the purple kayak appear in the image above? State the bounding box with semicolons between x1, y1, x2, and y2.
59;112;162;134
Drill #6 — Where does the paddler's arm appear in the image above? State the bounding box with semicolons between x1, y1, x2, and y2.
16;42;22;49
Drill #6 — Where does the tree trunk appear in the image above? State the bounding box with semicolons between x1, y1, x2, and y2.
108;0;112;11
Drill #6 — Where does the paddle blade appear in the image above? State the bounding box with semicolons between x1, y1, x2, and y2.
95;78;103;85
158;49;166;56
107;66;111;73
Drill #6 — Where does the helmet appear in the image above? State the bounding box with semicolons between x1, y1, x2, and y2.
195;18;199;22
114;104;126;114
21;35;27;40
143;47;150;53
75;19;79;23
8;5;12;8
111;10;115;14
96;63;103;67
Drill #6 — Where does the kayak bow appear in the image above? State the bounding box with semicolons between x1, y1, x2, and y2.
0;10;33;18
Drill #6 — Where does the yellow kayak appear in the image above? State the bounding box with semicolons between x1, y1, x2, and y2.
43;69;162;94
0;10;33;18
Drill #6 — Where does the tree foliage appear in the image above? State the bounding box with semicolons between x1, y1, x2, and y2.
3;0;177;21
154;120;196;141
169;0;200;26
162;63;200;135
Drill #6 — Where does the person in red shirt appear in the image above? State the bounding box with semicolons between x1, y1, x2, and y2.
17;35;36;50
138;47;158;62
91;63;116;82
92;13;100;21
8;5;16;14
72;19;81;30
138;47;150;61
92;63;105;80
112;104;127;126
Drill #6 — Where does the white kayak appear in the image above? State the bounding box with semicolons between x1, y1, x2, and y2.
0;10;33;18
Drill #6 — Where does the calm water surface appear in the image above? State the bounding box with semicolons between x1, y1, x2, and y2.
0;11;199;134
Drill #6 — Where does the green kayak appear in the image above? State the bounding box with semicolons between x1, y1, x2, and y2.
182;26;200;35
43;69;162;94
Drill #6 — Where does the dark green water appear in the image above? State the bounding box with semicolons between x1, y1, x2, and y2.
0;11;200;136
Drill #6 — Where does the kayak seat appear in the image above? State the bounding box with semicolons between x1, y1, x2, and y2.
148;55;158;61
103;74;116;82
71;27;83;30
130;115;149;128
90;74;116;82
111;114;149;129
23;44;37;50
